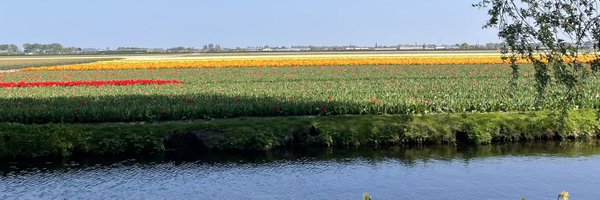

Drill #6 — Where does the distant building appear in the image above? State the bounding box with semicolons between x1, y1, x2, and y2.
266;47;311;52
345;47;370;50
289;48;311;51
81;48;99;53
398;46;423;50
147;48;165;53
446;45;460;50
98;49;147;54
374;47;398;51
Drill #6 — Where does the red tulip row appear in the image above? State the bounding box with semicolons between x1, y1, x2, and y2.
0;79;184;88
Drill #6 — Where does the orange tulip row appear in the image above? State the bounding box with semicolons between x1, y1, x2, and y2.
22;55;597;71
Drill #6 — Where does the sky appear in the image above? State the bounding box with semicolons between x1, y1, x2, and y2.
0;0;499;48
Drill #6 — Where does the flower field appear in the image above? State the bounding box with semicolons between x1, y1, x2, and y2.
20;55;600;71
1;58;599;123
13;55;573;71
0;58;119;70
0;79;183;88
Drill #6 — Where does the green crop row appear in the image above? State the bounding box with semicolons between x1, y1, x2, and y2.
0;64;599;123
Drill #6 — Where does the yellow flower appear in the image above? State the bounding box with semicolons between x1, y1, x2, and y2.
22;55;597;71
559;191;570;200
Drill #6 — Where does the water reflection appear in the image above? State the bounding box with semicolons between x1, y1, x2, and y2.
2;142;600;199
3;141;600;174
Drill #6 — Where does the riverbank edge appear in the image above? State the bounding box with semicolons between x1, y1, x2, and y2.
1;110;599;158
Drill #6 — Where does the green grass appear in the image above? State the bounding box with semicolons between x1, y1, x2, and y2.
1;110;597;158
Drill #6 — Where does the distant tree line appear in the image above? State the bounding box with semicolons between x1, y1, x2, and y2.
202;44;223;52
116;47;147;51
167;47;197;53
0;44;20;54
458;42;505;50
22;43;82;54
0;42;513;55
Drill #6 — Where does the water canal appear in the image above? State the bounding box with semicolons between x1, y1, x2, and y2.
2;142;600;199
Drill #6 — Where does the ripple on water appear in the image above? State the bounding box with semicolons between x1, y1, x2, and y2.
2;145;600;199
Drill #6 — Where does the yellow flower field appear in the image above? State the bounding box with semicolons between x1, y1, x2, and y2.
21;55;597;71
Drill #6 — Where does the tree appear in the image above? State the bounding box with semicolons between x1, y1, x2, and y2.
47;43;64;54
475;0;600;115
23;43;39;53
22;43;65;54
460;42;471;49
0;44;19;54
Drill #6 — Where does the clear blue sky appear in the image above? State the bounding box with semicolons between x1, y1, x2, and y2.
0;0;498;48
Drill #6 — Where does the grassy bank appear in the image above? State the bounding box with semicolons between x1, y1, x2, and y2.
1;110;598;158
